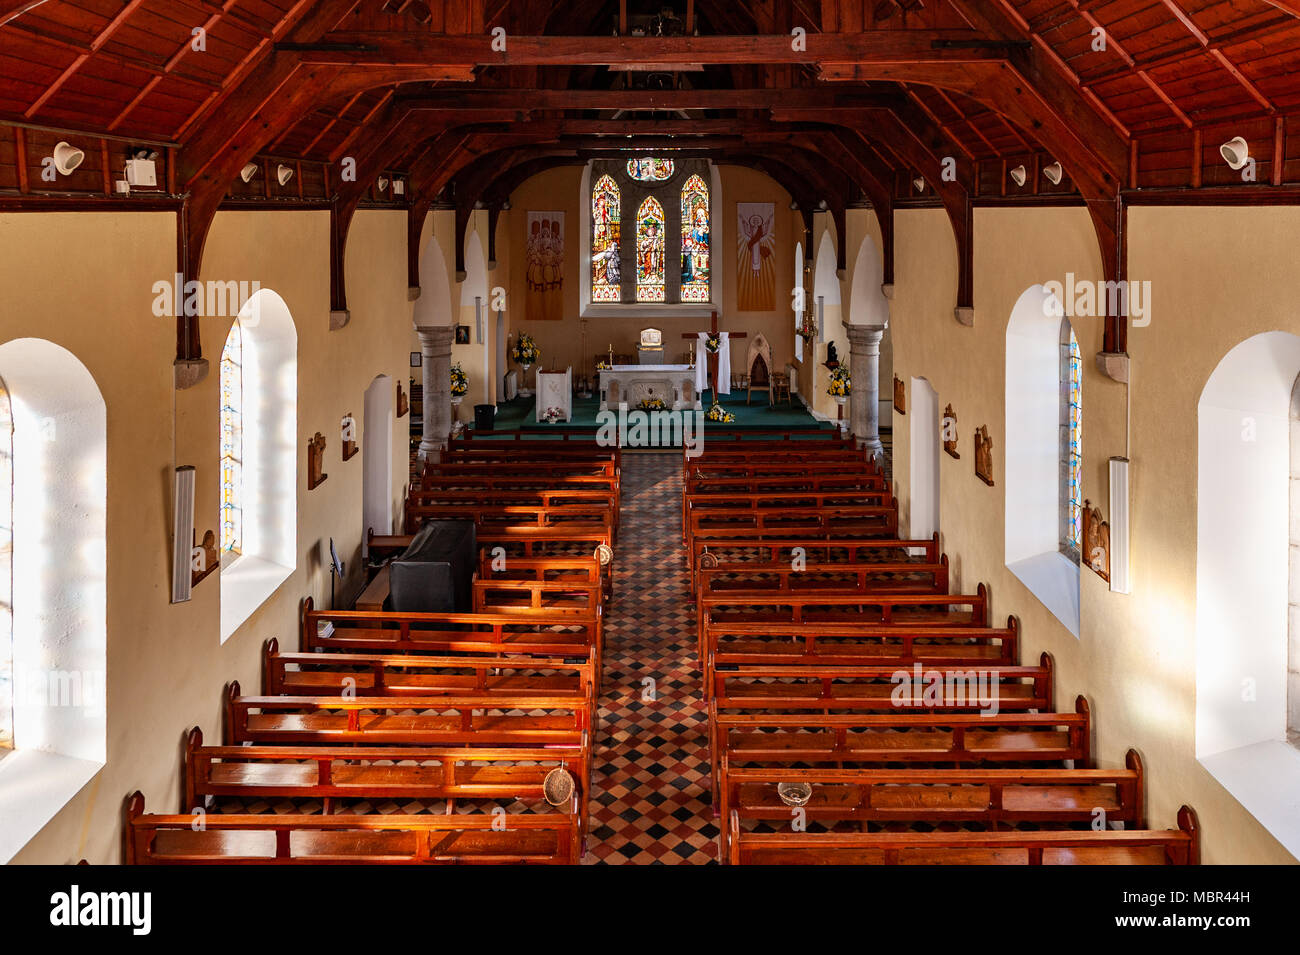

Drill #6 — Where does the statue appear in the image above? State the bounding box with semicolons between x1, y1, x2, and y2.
826;342;838;365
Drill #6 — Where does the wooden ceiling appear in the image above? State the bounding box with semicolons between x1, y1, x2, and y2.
3;0;1299;363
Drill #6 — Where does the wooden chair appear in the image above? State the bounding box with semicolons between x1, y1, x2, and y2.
746;334;773;405
771;371;790;404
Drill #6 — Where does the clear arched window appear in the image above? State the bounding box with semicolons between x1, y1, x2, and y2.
680;174;710;303
591;174;621;302
635;196;666;302
220;320;243;559
0;376;10;757
1061;322;1082;561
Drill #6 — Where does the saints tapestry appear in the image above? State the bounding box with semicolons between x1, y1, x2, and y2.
526;211;564;321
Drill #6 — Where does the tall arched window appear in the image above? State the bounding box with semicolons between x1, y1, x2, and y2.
636;196;665;302
591;174;621;302
680;174;710;303
220;320;243;559
1061;322;1082;561
0;376;10;757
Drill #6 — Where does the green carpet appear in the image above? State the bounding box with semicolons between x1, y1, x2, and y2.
480;390;831;435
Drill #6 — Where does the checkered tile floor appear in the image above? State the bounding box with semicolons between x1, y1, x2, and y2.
584;451;718;864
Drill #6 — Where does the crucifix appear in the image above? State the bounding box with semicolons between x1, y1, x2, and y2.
682;311;746;399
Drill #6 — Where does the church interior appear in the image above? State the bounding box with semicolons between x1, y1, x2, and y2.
1;0;1298;875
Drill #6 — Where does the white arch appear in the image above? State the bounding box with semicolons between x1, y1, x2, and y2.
413;233;453;328
362;374;394;539
812;230;840;306
1004;284;1079;637
848;235;888;327
0;338;106;862
221;288;297;643
461;228;489;308
1195;330;1300;856
909;376;940;542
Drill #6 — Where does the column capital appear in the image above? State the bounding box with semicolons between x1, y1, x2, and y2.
841;322;886;346
415;325;455;354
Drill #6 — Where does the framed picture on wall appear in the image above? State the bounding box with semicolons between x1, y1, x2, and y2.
409;351;421;368
455;325;471;345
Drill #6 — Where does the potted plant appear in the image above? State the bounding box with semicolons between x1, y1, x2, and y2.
450;362;468;406
511;333;540;396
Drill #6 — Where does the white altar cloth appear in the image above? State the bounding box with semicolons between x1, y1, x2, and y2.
598;363;700;412
535;366;572;421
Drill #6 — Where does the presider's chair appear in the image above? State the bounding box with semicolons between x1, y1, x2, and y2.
746;333;773;405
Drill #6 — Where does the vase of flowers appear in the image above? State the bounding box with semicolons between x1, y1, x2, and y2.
638;397;666;412
705;404;735;424
511;333;540;396
540;406;564;424
450;362;468;406
827;365;851;405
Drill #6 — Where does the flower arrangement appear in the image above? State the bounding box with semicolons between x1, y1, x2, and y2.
705;333;722;354
827;365;852;398
511;333;540;366
540;406;564;423
596;360;611;371
638;397;666;411
450;362;468;398
705;404;735;423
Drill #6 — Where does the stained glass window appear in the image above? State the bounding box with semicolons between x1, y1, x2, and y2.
220;321;243;557
626;157;674;182
591;174;621;302
1062;324;1082;559
0;377;10;755
680;174;710;303
635;196;666;302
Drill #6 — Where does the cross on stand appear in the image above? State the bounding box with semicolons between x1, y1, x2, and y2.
682;311;745;406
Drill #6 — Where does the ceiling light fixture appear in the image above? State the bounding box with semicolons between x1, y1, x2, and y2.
1009;164;1027;187
1220;136;1250;170
1043;161;1063;185
276;163;293;186
52;141;84;175
377;176;390;192
240;162;259;183
912;176;925;193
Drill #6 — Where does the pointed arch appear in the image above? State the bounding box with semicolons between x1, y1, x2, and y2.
635;196;666;303
591;174;621;302
680;174;711;302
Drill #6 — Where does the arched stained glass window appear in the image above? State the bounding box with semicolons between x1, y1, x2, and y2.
1061;322;1082;559
220;321;243;558
626;157;674;181
680;174;710;303
636;196;666;302
591;174;621;302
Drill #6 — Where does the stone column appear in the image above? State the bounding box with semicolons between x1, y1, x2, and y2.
415;325;455;460
843;323;886;461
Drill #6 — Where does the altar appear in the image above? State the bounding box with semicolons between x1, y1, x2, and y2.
599;364;700;412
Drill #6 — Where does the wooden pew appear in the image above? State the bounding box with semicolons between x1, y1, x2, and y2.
125;791;582;865
404;502;614;538
726;805;1200;865
688;502;900;543
408;486;619;537
688;535;942;595
683;488;896;545
223;682;592;746
717;749;1149;858
697;587;990;659
709;696;1095;795
423;460;618;483
696;557;949;601
710;655;1055;712
301;598;601;666
183;727;592;833
703;618;1021;682
472;578;603;616
263;638;597;701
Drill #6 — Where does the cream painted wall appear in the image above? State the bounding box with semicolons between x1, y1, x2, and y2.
889;203;1300;864
3;208;413;863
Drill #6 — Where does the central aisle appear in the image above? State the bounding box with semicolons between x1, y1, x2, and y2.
584;452;719;864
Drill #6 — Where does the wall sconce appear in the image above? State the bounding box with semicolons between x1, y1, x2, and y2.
912;176;925;193
1220;136;1250;170
1009;164;1027;187
240;162;259;183
377;176;390;192
1109;457;1131;594
276;163;293;186
392;179;405;196
1043;161;1063;185
52;141;85;175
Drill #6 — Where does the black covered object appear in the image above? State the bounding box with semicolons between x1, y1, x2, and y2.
474;403;496;432
387;520;476;613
